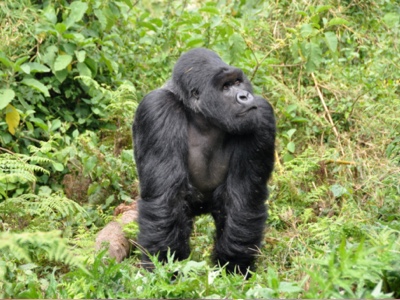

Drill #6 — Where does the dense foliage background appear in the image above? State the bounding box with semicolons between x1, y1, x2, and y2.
1;0;399;298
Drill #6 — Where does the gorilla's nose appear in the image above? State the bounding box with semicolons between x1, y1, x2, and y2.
236;91;254;104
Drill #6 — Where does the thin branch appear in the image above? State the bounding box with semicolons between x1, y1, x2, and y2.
311;72;345;156
268;63;302;67
0;147;15;155
323;159;356;165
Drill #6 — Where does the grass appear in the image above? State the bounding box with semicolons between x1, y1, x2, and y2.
0;0;399;298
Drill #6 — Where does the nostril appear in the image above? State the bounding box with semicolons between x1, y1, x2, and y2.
237;91;254;103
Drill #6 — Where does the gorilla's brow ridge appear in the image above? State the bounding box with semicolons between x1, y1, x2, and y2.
214;67;243;84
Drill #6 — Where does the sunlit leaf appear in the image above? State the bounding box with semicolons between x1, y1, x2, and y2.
21;78;50;97
287;142;296;153
0;89;15;110
5;104;20;135
65;1;88;28
54;54;73;72
20;62;51;73
304;42;322;73
330;184;348;198
77;62;92;77
300;24;314;37
383;12;399;27
327;17;349;27
324;31;338;54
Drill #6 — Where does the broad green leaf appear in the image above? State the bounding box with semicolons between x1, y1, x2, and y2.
50;119;62;131
150;18;163;27
65;1;88;28
286;129;297;139
139;21;158;32
0;89;15;110
121;0;133;8
296;11;307;17
0;131;12;144
101;54;118;73
15;56;29;68
77;62;92;77
62;43;77;55
55;23;67;34
300;24;314;38
290;39;301;62
102;7;117;31
0;52;13;68
186;37;204;48
229;33;246;62
316;5;332;13
181;261;207;275
5;104;20;135
21;78;50;97
20;62;51;73
199;6;219;15
246;287;275;298
327;17;349;27
43;5;57;24
63;32;85;42
292;117;309;123
330;184;348;198
371;280;385;298
75;50;86;63
20;64;31;74
94;9;107;30
43;45;58;67
304;42;322;73
85;57;98;77
383;13;399;27
54;54;73;72
52;162;64;172
278;282;303;293
55;69;68;83
287;141;296;153
324;31;338;54
30;117;48;131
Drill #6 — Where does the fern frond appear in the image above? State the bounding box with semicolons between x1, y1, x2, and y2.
0;153;49;185
28;141;55;156
0;231;86;271
0;153;50;171
0;192;87;219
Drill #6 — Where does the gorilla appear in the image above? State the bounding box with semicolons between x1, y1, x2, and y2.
132;48;276;276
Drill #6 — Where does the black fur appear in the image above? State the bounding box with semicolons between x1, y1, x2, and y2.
132;48;276;276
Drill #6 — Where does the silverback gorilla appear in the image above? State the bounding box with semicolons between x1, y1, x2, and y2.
132;48;276;276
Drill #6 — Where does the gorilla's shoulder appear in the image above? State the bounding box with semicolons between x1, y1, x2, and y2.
142;88;177;103
139;88;182;110
137;88;185;123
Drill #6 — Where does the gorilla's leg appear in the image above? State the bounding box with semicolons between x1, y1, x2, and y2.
138;196;193;269
212;191;267;277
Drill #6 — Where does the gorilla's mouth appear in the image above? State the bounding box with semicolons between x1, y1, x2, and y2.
237;106;257;116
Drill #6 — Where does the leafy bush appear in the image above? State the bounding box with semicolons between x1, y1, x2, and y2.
1;0;399;298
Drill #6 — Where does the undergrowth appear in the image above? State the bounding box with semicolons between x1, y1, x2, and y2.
1;0;399;298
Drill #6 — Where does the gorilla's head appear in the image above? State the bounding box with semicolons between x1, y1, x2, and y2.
172;48;261;134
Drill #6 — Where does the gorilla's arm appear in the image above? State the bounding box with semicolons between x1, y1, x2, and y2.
212;97;276;275
133;89;193;265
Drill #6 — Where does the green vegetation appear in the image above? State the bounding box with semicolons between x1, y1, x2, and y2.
1;0;399;298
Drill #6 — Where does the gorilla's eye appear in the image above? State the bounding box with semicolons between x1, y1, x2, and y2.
234;79;241;86
223;82;232;90
192;90;199;98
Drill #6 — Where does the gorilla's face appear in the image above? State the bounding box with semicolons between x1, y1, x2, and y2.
198;67;260;134
172;48;261;134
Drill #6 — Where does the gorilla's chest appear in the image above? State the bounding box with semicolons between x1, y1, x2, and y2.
187;124;232;194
